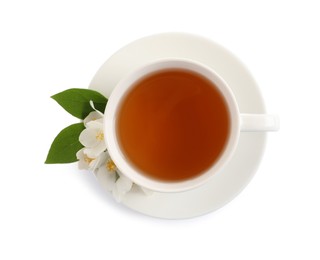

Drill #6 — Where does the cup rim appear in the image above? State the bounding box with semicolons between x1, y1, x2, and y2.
104;58;240;192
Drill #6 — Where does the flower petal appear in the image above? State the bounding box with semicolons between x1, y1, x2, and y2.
84;111;103;127
86;120;103;129
91;152;108;170
84;140;106;158
89;100;105;116
79;128;100;148
76;149;85;160
116;174;133;194
96;118;103;123
96;166;117;192
76;149;91;170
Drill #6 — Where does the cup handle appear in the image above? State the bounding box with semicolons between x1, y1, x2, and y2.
240;114;279;132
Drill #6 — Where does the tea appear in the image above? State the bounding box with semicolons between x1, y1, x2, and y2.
117;69;230;182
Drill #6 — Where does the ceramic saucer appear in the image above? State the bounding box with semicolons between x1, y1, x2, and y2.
89;33;267;219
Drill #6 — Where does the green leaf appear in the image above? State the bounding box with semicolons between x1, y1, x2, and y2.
51;88;108;119
45;123;85;164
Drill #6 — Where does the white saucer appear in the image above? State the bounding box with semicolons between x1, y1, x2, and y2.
89;33;267;219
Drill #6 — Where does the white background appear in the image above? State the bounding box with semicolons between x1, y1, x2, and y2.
1;0;319;259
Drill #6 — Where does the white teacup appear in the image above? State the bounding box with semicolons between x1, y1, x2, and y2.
104;58;279;192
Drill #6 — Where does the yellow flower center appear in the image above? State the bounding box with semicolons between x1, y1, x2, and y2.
96;131;104;141
106;159;116;172
84;155;94;164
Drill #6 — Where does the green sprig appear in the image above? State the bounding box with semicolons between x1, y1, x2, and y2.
45;88;108;164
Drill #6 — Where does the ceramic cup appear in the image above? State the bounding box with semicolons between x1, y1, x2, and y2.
104;58;279;192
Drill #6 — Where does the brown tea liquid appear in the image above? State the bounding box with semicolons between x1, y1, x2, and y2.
117;69;230;182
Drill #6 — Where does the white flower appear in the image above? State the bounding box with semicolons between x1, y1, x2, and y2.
76;148;106;171
95;154;133;202
84;111;103;127
79;119;106;158
96;155;117;192
112;173;133;202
